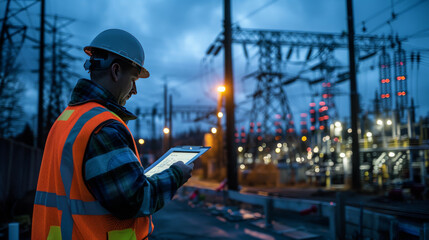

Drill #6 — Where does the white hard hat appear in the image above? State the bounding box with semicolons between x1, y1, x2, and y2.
84;29;149;78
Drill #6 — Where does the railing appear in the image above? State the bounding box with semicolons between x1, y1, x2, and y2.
181;186;429;240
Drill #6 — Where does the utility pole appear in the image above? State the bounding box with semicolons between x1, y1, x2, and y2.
151;105;157;152
224;0;238;190
0;0;11;74
347;0;361;190
163;83;169;151
135;107;141;138
46;15;57;131
216;88;225;170
37;0;45;148
169;95;173;148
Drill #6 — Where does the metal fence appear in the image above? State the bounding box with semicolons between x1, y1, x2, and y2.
0;138;42;219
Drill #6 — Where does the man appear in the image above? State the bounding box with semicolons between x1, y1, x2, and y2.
32;29;193;239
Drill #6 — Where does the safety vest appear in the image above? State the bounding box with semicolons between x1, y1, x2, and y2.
32;102;153;240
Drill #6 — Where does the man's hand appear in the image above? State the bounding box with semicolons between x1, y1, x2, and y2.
171;161;194;185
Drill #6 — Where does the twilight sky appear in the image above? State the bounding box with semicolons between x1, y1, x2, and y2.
4;0;429;139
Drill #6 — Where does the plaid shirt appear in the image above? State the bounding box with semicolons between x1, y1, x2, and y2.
69;78;183;219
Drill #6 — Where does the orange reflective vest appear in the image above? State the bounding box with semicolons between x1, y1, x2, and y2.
32;102;153;240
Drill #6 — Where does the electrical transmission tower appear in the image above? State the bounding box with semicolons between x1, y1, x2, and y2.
0;0;38;77
0;0;38;136
205;26;398;163
42;15;78;132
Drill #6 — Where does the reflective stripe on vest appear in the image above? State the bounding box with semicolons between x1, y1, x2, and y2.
32;102;153;240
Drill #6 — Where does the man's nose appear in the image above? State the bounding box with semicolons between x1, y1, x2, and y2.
131;81;137;95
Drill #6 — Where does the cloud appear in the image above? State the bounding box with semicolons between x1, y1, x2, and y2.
3;0;428;136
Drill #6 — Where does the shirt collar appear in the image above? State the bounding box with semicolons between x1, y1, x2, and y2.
69;78;137;122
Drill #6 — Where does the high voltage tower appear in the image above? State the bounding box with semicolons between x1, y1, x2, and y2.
205;26;406;163
0;0;38;136
0;0;38;76
36;15;79;133
1;0;79;142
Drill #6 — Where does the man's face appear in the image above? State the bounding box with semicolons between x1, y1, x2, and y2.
117;66;139;106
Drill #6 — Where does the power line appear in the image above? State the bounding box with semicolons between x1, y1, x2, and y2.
369;0;428;33
361;0;404;25
232;0;279;26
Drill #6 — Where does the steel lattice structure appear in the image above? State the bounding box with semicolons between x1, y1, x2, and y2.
208;27;400;52
43;15;77;131
206;26;399;163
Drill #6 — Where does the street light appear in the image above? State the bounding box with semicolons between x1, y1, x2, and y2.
211;127;217;134
217;85;226;93
138;138;145;145
386;119;392;126
163;127;170;134
217;112;224;118
314;146;319;153
334;121;342;128
376;119;383;126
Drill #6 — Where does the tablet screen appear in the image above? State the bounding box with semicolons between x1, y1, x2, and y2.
145;151;199;177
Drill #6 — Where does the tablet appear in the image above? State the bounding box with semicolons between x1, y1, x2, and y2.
144;146;211;177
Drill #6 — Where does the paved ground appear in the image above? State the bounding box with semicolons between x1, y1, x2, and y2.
150;200;289;240
185;177;429;221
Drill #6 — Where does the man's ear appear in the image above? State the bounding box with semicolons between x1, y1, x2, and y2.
110;63;121;82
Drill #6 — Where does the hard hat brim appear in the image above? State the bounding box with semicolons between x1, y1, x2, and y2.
84;46;150;78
